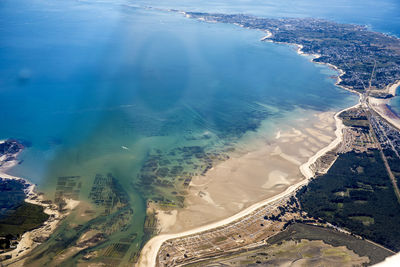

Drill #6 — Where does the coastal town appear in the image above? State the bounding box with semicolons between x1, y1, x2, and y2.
181;12;400;94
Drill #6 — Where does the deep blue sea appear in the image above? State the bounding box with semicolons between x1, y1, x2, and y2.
0;0;399;263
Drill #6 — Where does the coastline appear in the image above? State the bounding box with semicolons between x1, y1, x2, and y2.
0;142;77;265
3;11;396;266
138;21;366;267
139;29;400;264
0;5;400;265
258;29;363;99
260;30;272;41
138;103;360;266
369;96;400;130
156;109;340;234
388;80;400;96
149;27;359;236
273;28;400;134
367;78;400;132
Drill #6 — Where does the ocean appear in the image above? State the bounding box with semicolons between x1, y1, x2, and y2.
0;0;398;264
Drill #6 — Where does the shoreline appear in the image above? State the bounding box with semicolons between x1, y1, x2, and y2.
369;96;400;131
273;28;400;135
150;25;360;236
0;142;77;265
152;108;340;235
367;80;400;131
258;29;364;99
260;29;272;41
138;21;367;267
388;80;400;96
137;19;363;267
137;100;360;266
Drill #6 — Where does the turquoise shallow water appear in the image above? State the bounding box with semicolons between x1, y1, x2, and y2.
0;0;398;263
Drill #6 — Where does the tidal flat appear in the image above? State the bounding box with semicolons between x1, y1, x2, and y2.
154;109;339;234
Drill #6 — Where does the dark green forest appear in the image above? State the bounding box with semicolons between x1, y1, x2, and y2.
297;150;400;251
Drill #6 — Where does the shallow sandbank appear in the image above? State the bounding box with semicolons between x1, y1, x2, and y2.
154;109;337;234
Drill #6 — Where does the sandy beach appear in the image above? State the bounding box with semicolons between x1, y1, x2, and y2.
387;81;400;96
137;66;400;267
260;30;272;41
369;96;400;130
137;25;364;267
368;79;400;133
137;100;356;266
369;80;400;98
158;110;339;233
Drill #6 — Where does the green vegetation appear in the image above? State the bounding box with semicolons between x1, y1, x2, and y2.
297;150;400;251
268;223;393;265
0;178;27;218
349;216;374;226
339;110;369;129
185;223;389;267
383;148;400;189
0;202;49;237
